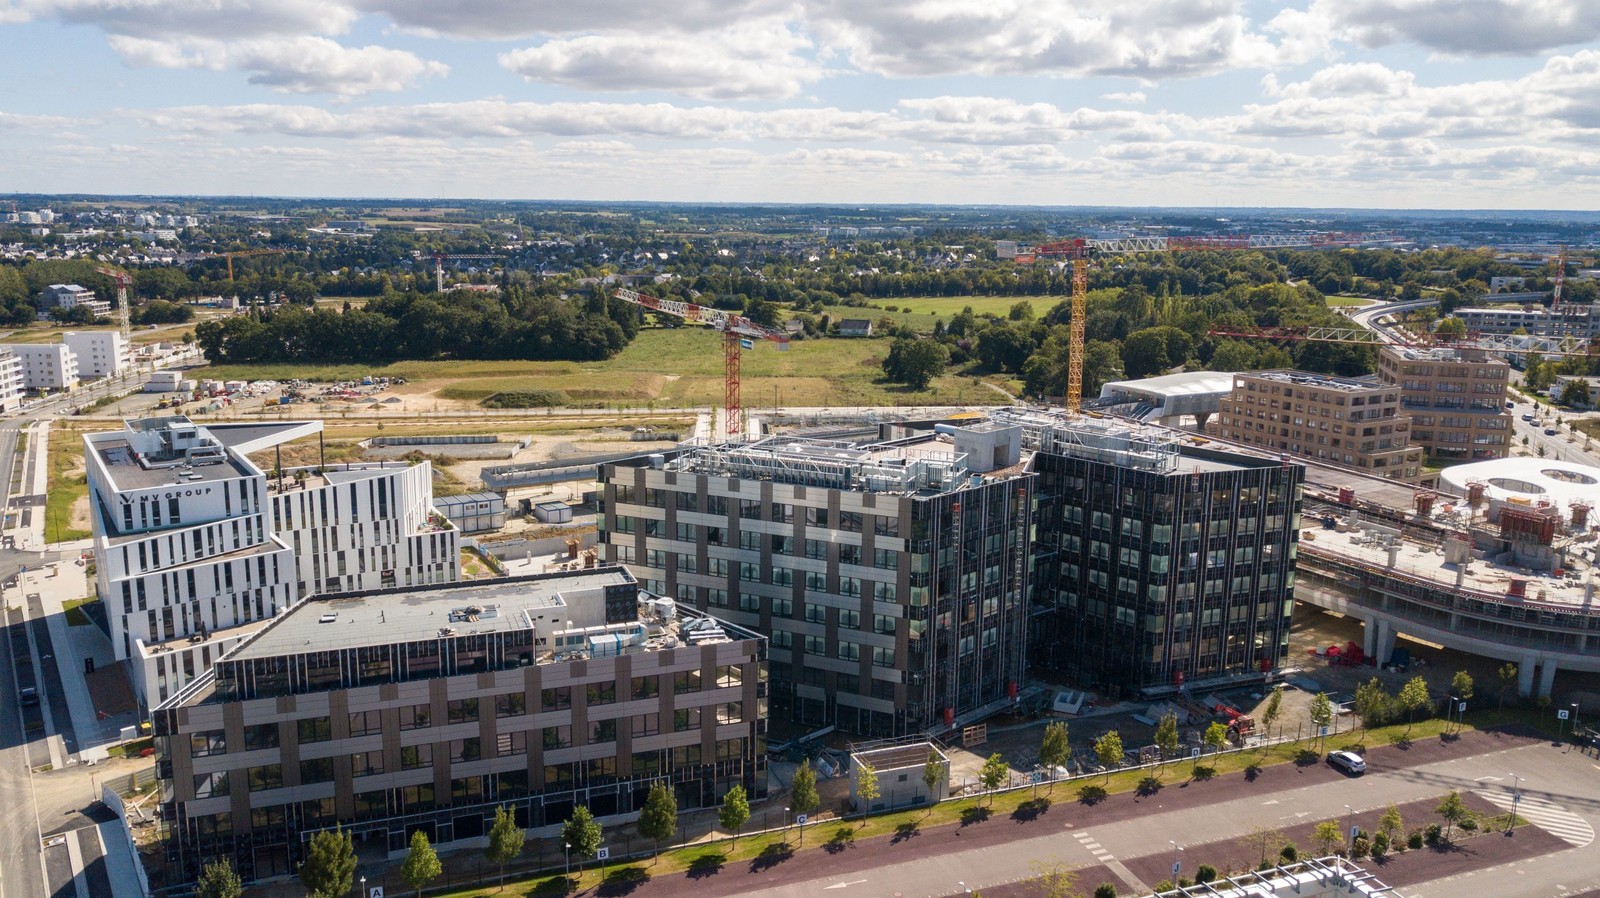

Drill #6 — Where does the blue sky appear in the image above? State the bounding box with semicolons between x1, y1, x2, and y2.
2;0;1600;208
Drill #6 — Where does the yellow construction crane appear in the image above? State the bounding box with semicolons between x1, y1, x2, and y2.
217;248;292;281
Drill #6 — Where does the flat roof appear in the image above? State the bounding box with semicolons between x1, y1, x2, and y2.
1237;369;1387;393
87;433;253;492
1440;457;1600;513
1101;370;1237;399
228;568;638;661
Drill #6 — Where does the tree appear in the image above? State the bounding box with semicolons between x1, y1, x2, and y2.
194;859;243;898
922;751;945;805
1008;300;1035;322
1561;379;1593;408
1095;883;1120;898
1029;860;1077;898
1154;713;1180;765
1202;721;1229;768
1313;820;1346;857
1261;685;1284;738
1309;692;1334;745
299;827;357;898
485;804;525;887
637;784;678;860
1378;804;1404;843
856;760;881;823
790;764;820;844
978;752;1009;803
716;785;751;843
1434;316;1468;338
1436;790;1468;842
1353;677;1391;733
1398;676;1432;735
1498;663;1518;710
882;337;949;390
1093;731;1124;781
1239;824;1288;868
401;829;442;898
562;806;603;867
1039;722;1069;793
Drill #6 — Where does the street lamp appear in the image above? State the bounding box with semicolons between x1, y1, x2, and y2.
1507;773;1524;835
357;875;365;898
1345;805;1355;856
564;841;571;877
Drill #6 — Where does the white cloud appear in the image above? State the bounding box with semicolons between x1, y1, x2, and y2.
362;0;791;40
1;0;355;39
1313;0;1600;56
109;35;448;95
1102;91;1147;103
499;19;822;100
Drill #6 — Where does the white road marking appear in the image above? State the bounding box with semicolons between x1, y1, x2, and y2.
824;880;869;890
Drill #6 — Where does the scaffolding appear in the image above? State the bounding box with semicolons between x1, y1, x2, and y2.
990;410;1182;473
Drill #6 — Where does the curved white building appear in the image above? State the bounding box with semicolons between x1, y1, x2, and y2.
1439;456;1600;521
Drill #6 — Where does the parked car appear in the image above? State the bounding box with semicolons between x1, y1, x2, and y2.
1328;750;1366;775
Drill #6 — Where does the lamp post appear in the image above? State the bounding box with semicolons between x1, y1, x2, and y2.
358;875;365;898
1344;805;1355;856
1170;841;1183;881
784;806;790;842
564;842;571;877
1507;773;1524;835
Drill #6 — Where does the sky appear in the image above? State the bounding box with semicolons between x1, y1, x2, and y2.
3;0;1600;209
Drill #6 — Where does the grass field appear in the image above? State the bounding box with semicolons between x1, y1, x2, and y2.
1323;295;1373;307
206;329;1010;408
45;423;90;542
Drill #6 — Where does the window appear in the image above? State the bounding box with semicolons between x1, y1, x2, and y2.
350;751;384;777
189;731;226;757
674;669;702;693
771;503;793;523
805;507;829;527
541;726;572;750
672;744;702;767
805;603;827;623
804;634;827;655
251;805;287;829
296;717;332;744
804;539;827;560
673;708;702;732
739;561;761;582
716;664;743;687
589;719;617;743
399;704;432;730
675;492;698;512
634;713;660;736
872;646;896;667
541;686;571;711
770;535;794;555
875;516;899;537
400;744;433;770
837;641;861;662
738;592;760;613
739;530;762;551
839;511;863;533
632;675;659;700
874;613;896;635
193;771;229;798
772;566;794;587
839;608;861;629
243;723;279;750
299;758;335;784
348;710;382;737
840;544;862;566
586;682;616;705
450;737;482;762
770;630;793;649
805;570;828;591
496;693;526;718
873;548;898;570
839;577;862;597
247;764;283;792
446;698;479;724
716;702;744;724
496;731;526;757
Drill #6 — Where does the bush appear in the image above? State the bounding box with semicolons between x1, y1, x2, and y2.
1407;829;1425;850
1196;865;1217;884
1257;859;1274;872
1424;823;1443;846
1094;884;1119;898
1154;882;1173;893
1192;765;1216;781
1078;784;1107;805
1351;835;1370;859
1177;878;1193;888
1280;843;1298;862
1370;831;1389;859
1459;814;1478;832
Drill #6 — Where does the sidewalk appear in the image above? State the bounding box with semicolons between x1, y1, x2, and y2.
23;562;128;760
6;420;48;553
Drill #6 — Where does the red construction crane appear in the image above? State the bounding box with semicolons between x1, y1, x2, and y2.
1207;323;1600;358
1016;232;1376;412
613;288;789;440
92;264;133;349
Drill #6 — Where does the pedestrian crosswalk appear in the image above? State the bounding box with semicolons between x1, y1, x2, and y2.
1477;790;1596;847
1073;830;1114;862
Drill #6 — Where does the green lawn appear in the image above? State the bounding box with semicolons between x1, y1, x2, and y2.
62;596;99;627
207;329;1010;408
1323;295;1373;307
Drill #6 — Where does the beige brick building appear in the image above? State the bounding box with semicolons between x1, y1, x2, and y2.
1215;370;1424;483
1377;346;1510;462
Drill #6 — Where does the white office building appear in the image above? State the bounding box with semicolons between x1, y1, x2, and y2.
63;330;131;379
0;349;23;415
85;416;462;708
12;343;79;391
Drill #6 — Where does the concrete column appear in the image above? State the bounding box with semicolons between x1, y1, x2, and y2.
1361;617;1378;660
1538;660;1558;698
1374;620;1396;665
1518;654;1538;698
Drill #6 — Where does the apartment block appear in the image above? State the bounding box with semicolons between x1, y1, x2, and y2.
1378;345;1509;462
42;282;113;317
1214;370;1423;484
1017;415;1303;696
63;329;131;378
599;428;1033;737
1454;305;1599;338
154;569;767;883
0;348;22;415
12;343;79;391
85;417;460;708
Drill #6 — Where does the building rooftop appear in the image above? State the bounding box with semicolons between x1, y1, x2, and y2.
1100;370;1238;399
667;434;975;495
86;433;253;492
1237;369;1386;393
